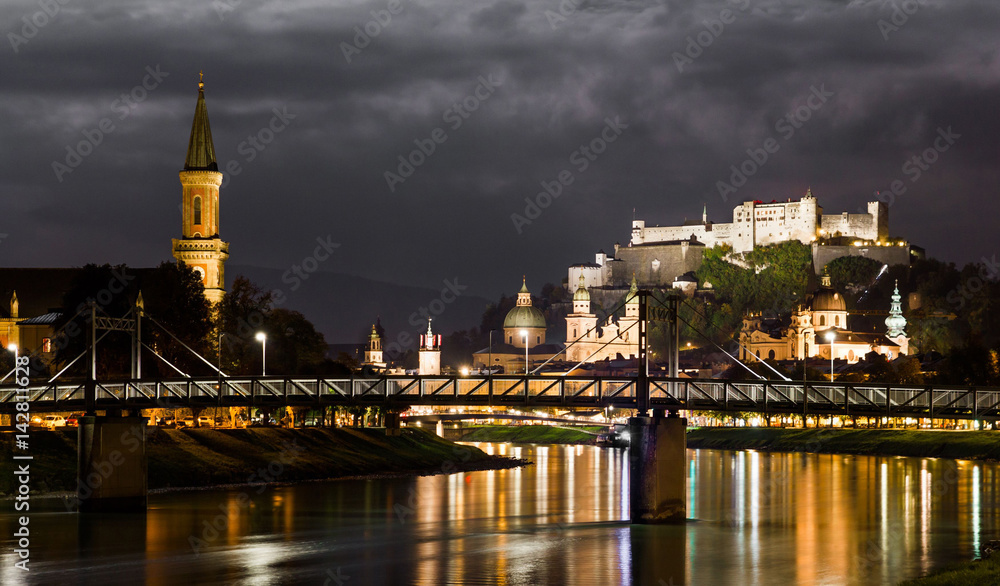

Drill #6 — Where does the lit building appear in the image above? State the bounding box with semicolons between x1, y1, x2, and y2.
472;278;561;373
564;275;640;363
418;319;441;375
171;73;229;305
739;271;909;365
362;324;385;370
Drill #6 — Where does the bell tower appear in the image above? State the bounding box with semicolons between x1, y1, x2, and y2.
172;72;229;305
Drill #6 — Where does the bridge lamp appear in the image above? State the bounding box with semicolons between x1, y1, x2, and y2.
825;331;835;383
520;329;529;375
7;344;17;369
255;332;267;376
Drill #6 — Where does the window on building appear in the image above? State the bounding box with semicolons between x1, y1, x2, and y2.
536;336;541;344
42;338;51;353
573;328;577;338
819;315;826;326
508;335;512;344
834;315;840;326
768;349;775;360
193;195;202;225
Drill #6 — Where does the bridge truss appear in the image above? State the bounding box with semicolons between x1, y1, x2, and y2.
2;375;999;421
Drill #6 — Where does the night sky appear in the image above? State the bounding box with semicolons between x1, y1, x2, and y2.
4;0;998;302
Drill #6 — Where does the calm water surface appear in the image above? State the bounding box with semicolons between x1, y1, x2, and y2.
2;443;998;585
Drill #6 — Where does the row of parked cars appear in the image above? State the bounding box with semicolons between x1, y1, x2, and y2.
28;413;82;429
156;414;223;428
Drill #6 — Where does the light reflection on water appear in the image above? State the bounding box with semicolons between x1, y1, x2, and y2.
0;444;997;585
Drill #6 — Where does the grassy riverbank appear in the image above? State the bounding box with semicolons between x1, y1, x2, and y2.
0;426;526;495
457;424;604;444
902;551;1000;585
686;428;1000;461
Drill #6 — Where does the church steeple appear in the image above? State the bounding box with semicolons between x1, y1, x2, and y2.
173;72;229;305
885;280;907;338
184;72;218;172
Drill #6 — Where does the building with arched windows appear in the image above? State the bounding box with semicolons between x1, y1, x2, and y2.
171;74;229;305
739;272;909;365
564;275;640;363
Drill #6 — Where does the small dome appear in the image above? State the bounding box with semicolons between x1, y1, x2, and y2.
811;288;846;312
504;305;546;329
573;275;590;302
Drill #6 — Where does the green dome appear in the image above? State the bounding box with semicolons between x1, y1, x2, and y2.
504;305;546;329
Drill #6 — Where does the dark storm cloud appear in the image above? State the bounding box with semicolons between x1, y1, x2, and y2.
2;0;998;321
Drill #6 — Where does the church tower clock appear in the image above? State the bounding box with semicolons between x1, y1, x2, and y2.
172;73;229;305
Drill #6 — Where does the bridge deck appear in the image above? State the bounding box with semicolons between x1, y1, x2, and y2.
3;376;999;420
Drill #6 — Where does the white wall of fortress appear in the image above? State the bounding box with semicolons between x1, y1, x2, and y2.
630;196;887;253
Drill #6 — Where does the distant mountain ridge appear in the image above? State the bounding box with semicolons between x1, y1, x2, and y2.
226;264;491;344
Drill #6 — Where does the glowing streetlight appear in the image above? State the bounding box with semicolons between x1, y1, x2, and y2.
7;344;17;369
520;329;529;375
825;331;835;382
255;332;267;376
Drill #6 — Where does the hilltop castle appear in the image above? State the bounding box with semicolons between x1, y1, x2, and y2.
569;189;920;290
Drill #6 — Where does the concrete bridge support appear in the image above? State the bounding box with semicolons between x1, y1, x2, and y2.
628;413;686;524
77;416;147;512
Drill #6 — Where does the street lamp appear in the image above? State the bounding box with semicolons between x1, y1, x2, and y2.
825;331;835;382
255;332;267;376
520;329;529;375
488;329;495;376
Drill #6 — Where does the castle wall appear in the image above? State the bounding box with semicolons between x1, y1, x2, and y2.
612;243;704;287
811;243;912;274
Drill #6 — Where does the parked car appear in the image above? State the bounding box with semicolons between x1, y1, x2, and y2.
180;416;195;428
65;413;84;427
42;415;67;429
196;415;214;427
158;414;177;427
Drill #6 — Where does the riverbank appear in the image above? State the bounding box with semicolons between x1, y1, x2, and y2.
0;426;527;495
456;424;603;444
686;428;1000;461
903;549;1000;585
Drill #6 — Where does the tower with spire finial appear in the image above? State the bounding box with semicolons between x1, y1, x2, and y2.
172;72;229;305
418;318;441;375
885;280;909;355
364;324;385;367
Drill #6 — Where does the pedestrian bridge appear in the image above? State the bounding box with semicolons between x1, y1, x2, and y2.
3;375;999;421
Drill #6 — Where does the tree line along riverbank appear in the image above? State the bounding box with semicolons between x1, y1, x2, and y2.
453;424;1000;461
0;427;526;496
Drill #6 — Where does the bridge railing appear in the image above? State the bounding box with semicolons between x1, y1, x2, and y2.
1;375;999;420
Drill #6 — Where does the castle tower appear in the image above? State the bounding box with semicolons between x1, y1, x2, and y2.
364;324;384;366
172;73;229;305
418;318;441;375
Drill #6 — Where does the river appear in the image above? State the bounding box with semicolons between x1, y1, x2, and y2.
2;443;998;585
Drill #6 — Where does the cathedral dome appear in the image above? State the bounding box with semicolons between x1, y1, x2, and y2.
811;289;846;312
504;305;546;329
811;271;846;312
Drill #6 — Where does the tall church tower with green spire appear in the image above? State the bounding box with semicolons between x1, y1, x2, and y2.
172;73;229;305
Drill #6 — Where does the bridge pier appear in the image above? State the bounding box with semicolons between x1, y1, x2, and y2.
384;411;401;436
629;413;686;524
77;416;147;513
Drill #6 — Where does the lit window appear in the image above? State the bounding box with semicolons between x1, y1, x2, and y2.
42;338;51;353
193;195;202;225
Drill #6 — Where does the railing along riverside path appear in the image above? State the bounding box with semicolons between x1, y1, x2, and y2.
2;375;999;421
